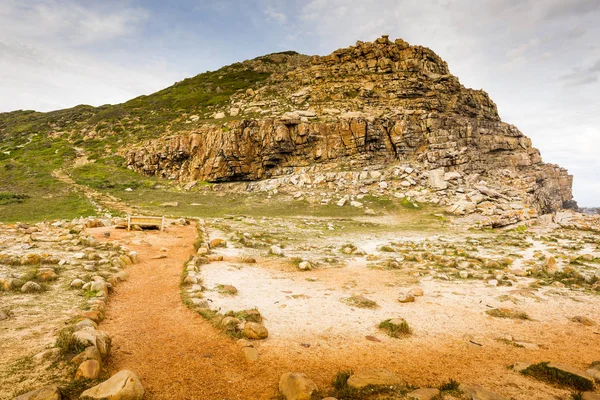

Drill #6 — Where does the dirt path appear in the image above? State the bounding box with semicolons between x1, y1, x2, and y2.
90;225;281;399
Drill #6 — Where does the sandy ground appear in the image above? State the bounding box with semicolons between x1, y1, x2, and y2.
86;222;600;400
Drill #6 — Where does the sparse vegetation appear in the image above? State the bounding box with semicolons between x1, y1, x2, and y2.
486;308;531;320
343;295;378;309
521;362;594;392
379;318;412;338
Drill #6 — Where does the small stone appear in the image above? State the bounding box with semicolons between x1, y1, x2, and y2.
298;261;312;271
408;287;423;297
398;292;415;303
14;385;61;400
459;271;469;279
80;370;144;399
210;238;227;248
244;322;269;339
220;285;238;295
70;279;85;288
75;359;101;380
347;369;401;389
197;247;209;255
279;372;318;400
270;245;283;256
21;281;42;293
407;388;440;400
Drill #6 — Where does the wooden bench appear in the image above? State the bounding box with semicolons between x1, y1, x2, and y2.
127;215;165;231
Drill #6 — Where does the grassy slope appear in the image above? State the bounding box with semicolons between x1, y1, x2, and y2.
0;57;278;222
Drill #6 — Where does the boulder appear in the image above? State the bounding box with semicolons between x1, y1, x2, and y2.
72;346;103;365
244;322;269;339
428;168;447;190
347;369;401;389
21;281;42;293
279;372;318;400
72;328;111;359
80;370;144;399
75;359;101;380
14;386;61;400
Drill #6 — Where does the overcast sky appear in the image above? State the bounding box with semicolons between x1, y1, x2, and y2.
0;0;598;205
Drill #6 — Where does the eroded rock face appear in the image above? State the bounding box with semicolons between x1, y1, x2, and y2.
125;36;573;215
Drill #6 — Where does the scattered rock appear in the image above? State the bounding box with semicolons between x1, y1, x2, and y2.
279;372;318;400
408;287;423;297
80;370;144;399
347;369;402;389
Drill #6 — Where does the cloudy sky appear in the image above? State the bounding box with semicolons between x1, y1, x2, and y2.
1;0;598;205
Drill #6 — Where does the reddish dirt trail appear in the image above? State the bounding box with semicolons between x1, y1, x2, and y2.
90;225;280;399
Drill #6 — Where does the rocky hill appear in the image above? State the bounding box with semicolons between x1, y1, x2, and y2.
0;35;575;226
124;36;574;225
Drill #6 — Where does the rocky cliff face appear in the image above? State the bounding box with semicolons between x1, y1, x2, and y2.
125;35;573;219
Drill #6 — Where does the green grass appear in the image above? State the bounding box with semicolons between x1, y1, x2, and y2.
70;161;158;190
521;362;594;392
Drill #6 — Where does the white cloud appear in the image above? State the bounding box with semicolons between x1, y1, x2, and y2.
0;0;181;112
0;0;148;45
264;8;287;24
